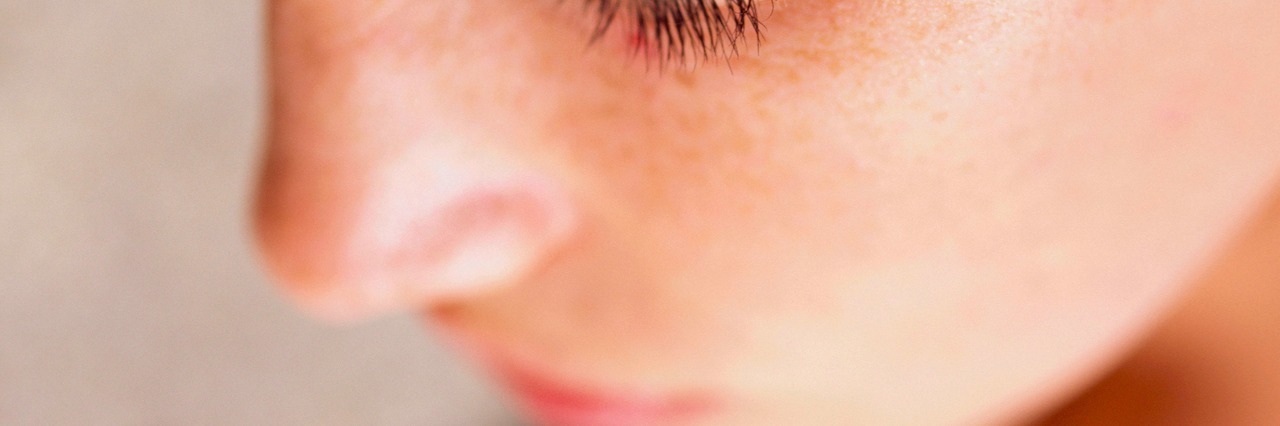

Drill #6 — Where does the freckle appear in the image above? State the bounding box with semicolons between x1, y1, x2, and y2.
673;72;698;88
932;111;950;122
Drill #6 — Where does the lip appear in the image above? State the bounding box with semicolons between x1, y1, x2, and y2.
429;323;720;426
497;361;718;426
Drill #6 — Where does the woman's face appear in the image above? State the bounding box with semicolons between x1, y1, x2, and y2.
255;0;1280;424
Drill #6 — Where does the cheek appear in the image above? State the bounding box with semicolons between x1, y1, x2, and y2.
484;0;1222;413
420;0;1268;418
432;0;1023;388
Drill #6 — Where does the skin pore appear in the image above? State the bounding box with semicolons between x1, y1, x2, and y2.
255;0;1280;424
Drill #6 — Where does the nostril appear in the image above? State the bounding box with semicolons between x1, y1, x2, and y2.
334;176;579;322
387;184;578;301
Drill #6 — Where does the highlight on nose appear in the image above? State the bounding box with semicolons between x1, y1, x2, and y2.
253;150;579;323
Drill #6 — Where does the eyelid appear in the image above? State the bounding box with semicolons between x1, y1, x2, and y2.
577;0;772;67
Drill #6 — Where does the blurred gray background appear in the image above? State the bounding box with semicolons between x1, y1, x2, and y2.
0;1;516;424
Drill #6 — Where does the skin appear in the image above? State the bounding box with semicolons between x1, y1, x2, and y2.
254;0;1280;424
1038;190;1280;425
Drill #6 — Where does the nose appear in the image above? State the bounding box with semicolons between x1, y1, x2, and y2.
254;3;578;323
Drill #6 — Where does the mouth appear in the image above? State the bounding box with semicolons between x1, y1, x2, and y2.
498;361;718;426
428;322;720;426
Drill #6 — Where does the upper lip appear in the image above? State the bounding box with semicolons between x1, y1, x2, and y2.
428;322;719;426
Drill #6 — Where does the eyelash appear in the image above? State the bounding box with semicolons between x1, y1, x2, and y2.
576;0;770;66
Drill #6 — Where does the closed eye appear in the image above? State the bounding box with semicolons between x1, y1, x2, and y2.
574;0;772;67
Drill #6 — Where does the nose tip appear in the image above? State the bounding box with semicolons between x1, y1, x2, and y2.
254;152;578;323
